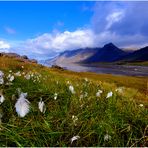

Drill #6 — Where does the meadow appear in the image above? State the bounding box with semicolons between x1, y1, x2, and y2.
0;56;148;147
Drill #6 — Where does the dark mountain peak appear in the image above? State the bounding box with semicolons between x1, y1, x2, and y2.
83;43;127;63
103;43;118;49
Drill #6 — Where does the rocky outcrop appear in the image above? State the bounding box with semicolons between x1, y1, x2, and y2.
0;52;38;64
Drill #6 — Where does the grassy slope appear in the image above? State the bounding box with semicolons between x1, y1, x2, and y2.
0;56;148;147
115;61;148;66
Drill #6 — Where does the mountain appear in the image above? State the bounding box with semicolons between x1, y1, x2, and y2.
48;47;99;65
45;43;148;65
120;46;148;62
83;43;127;63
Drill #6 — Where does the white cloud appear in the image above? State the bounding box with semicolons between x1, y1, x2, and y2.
0;40;10;49
3;29;95;60
24;29;95;53
106;10;124;29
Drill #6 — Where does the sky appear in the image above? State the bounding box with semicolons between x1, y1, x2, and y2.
0;1;148;60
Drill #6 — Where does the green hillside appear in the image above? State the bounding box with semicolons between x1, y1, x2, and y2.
0;56;148;147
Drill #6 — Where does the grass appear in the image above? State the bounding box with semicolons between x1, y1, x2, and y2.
116;61;148;66
0;56;148;147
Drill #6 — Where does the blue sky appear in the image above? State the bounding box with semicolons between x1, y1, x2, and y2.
0;1;148;60
0;1;94;40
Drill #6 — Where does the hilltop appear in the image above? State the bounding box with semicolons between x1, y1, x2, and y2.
0;55;147;147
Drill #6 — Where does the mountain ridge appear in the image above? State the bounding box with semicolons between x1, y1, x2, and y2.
45;43;148;65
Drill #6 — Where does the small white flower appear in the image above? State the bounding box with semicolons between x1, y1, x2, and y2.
38;98;46;113
12;94;16;101
21;66;24;69
31;73;34;77
15;92;30;117
115;87;124;94
0;71;4;78
72;115;78;125
24;74;31;80
139;104;144;107
84;92;88;97
84;77;88;82
69;85;75;94
9;75;15;82
5;82;13;86
15;71;21;76
80;94;84;99
7;74;11;78
0;91;5;104
67;81;70;84
0;71;4;85
9;70;12;73
96;90;103;97
106;91;113;98
70;136;80;144
54;93;58;100
56;81;59;84
104;134;111;141
0;78;4;85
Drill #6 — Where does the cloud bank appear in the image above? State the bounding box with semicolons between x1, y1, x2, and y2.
92;1;148;47
0;40;10;52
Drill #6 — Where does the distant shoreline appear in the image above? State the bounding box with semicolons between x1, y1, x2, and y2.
50;62;148;77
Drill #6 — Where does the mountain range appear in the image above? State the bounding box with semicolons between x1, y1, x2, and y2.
46;43;148;65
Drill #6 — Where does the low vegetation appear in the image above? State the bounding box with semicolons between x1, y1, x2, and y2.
0;56;147;147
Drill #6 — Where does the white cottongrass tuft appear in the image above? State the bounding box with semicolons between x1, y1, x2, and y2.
0;91;5;104
31;73;34;77
24;74;31;80
115;87;124;94
70;135;80;144
0;71;4;85
9;75;15;82
66;81;70;84
104;134;111;141
139;104;144;107
15;92;30;117
0;78;4;85
72;115;78;125
0;71;4;78
84;92;88;97
69;85;75;94
80;94;84;99
38;98;46;113
84;77;88;82
96;90;103;97
15;71;21;76
54;93;58;100
106;91;113;98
